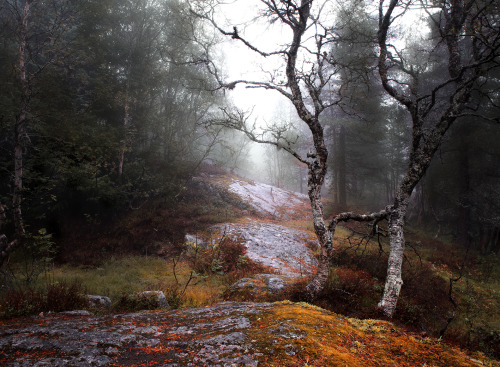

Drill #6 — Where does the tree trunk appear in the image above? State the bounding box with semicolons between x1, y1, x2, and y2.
118;104;131;176
337;124;347;211
378;194;409;317
416;183;425;226
491;227;500;253
0;202;17;268
12;0;30;237
305;253;330;297
304;181;334;298
304;126;333;299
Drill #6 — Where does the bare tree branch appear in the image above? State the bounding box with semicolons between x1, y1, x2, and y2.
207;107;308;164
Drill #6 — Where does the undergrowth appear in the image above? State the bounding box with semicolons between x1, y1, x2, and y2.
0;233;268;317
0;281;87;318
292;223;500;360
55;171;251;266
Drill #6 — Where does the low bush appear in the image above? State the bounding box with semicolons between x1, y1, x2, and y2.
0;281;87;318
304;266;380;319
297;249;452;332
113;292;162;312
184;236;267;278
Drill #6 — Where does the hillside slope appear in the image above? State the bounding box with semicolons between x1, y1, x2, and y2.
3;168;498;365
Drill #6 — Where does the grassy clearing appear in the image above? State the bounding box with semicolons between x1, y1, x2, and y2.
1;231;270;317
50;256;187;298
0;255;232;317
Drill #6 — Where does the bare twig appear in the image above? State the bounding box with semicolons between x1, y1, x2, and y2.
439;247;469;338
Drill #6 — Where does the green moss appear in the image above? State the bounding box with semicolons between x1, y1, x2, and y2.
347;318;389;334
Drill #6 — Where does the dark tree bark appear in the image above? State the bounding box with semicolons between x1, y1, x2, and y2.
0;202;17;268
12;0;30;237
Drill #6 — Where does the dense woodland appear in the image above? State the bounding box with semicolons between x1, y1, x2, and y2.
0;0;500;359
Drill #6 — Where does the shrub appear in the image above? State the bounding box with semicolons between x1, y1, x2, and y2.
297;249;452;331
0;281;87;318
185;236;266;277
314;267;380;319
113;293;161;312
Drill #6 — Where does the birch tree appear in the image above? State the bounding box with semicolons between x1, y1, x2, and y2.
192;0;392;299
194;0;499;318
376;0;500;316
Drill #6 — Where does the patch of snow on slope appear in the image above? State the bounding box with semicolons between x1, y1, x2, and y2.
228;179;308;218
216;221;318;277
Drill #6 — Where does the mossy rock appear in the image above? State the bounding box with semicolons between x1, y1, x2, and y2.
1;301;497;366
224;274;298;302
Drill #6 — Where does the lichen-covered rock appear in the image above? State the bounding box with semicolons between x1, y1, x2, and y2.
213;221;318;276
0;301;495;366
136;291;169;308
225;274;299;302
87;295;112;309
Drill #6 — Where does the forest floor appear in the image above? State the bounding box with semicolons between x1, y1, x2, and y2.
1;168;499;366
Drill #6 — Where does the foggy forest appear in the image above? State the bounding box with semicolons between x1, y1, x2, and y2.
0;0;499;366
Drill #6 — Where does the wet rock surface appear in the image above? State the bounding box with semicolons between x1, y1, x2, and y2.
187;175;317;278
1;301;491;367
226;179;308;219
225;274;298;301
87;295;112;309
0;302;273;367
215;221;318;276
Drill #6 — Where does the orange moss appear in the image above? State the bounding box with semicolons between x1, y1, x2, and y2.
247;301;498;366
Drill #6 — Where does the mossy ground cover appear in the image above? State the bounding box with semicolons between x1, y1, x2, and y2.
252;301;498;366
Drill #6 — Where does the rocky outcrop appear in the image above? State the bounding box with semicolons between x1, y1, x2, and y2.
214;221;318;277
136;291;169;309
0;301;492;367
226;178;309;219
87;295;112;309
225;274;298;302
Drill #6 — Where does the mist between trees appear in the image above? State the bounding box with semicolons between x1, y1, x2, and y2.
0;0;499;318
